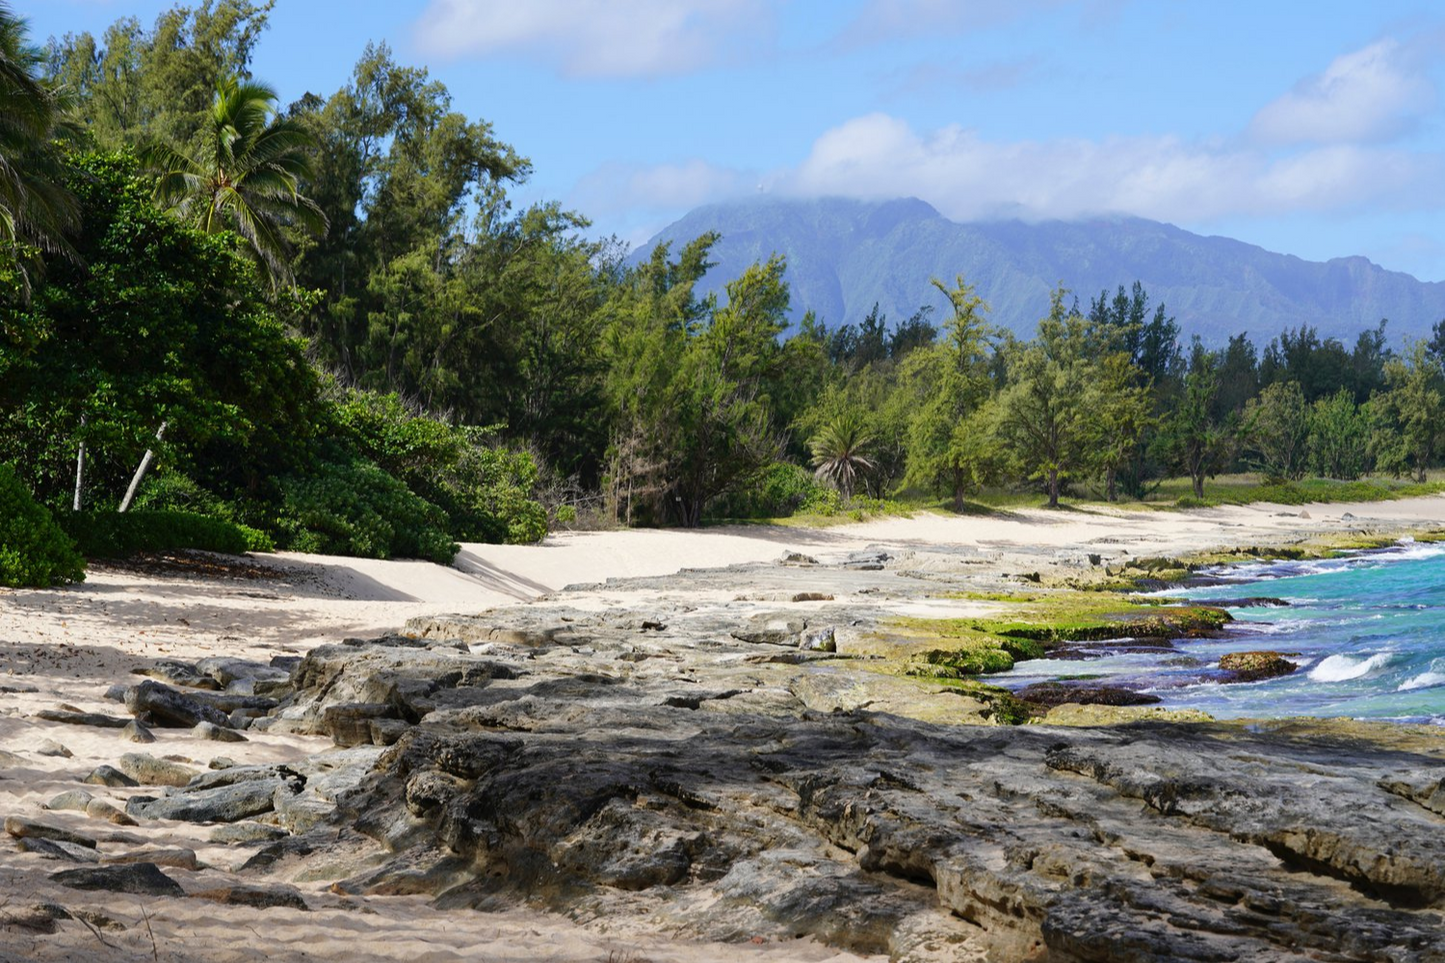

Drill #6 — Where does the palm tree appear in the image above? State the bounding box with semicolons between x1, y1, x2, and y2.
809;410;876;502
0;2;79;298
141;76;327;287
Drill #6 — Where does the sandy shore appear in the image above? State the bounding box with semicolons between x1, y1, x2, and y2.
2;496;1443;961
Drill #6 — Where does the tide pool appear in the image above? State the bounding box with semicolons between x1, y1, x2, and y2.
993;540;1445;723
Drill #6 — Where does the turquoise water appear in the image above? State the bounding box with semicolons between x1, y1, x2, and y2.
997;540;1445;722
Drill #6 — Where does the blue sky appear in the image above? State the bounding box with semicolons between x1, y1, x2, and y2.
26;1;1445;281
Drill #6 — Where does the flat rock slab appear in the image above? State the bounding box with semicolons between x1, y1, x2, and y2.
189;884;308;911
5;816;97;848
35;709;130;728
103;847;201;871
119;752;199;787
0;749;28;767
194;721;247;742
208;822;289;845
17;837;100;864
124;680;233;729
126;776;300;823
50;863;185;898
82;765;138;788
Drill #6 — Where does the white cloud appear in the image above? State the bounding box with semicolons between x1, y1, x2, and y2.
1250;39;1436;146
412;0;772;78
779;113;1443;223
579;112;1445;235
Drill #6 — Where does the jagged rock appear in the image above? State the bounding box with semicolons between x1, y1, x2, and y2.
791;592;834;602
777;551;818;566
301;611;1445;962
798;625;837;652
209;822;288;845
4;817;97;848
1218;650;1298;682
195;720;247;742
322;702;397;747
123;680;232;729
83;765;138;787
189;883;308;911
195;656;290;689
271;785;333;834
1016;682;1163;707
34;739;72;758
120;720;156;743
103;847;200;871
126;773;302;823
44;790;94;813
731;614;807;646
118;752;198;788
51;863;185;898
370;718;411;746
35;708;130;728
17;837;100;863
135;660;221;690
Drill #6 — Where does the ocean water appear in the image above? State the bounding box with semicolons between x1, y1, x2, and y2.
994;540;1445;723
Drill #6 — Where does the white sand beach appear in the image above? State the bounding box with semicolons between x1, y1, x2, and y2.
2;496;1443;962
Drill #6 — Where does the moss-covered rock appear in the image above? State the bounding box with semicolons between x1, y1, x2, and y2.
1218;651;1298;683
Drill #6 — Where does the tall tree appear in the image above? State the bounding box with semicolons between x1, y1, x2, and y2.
140;75;326;286
996;286;1095;508
43;1;275;149
1370;340;1443;483
1156;353;1236;499
902;276;999;510
0;3;78;298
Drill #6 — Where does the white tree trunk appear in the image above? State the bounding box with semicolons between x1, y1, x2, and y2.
118;421;167;513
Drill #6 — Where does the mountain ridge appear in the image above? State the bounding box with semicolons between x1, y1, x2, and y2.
634;196;1445;344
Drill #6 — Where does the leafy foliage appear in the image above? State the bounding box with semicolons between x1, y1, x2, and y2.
0;463;85;587
275;454;458;563
60;509;268;557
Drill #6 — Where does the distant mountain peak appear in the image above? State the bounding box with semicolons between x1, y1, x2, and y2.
636;197;1445;343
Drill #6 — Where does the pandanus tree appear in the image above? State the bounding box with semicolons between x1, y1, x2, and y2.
0;2;79;299
809;410;876;501
141;76;327;287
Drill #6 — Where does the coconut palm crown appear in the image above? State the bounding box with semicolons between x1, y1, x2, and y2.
0;2;79;297
808;410;877;502
141;75;327;287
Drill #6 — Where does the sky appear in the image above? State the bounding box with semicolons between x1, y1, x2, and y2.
25;1;1445;281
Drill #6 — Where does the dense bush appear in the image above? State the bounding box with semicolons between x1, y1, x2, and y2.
60;510;271;557
275;456;459;563
709;462;827;519
0;464;86;587
327;390;548;544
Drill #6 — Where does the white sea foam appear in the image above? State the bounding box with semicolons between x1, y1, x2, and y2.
1309;653;1392;682
1399;671;1445;692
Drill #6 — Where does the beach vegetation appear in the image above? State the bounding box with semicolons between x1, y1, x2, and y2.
0;462;85;587
6;4;1445;577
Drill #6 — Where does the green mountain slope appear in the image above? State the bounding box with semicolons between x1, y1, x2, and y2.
636;197;1445;343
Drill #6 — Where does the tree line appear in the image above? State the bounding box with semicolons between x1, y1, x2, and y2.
3;1;1444;564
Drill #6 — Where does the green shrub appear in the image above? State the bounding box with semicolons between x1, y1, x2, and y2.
60;510;262;557
0;464;86;587
326;391;548;545
276;457;458;564
708;462;827;519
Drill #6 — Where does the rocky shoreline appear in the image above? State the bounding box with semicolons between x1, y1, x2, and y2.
6;540;1445;961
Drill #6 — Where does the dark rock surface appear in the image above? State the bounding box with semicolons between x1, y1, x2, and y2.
239;569;1445;963
50;862;186;898
124;680;233;729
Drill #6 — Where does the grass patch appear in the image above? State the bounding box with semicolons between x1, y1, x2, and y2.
877;593;1231;685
